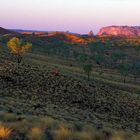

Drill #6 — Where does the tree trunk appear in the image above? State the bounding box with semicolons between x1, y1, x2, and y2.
17;55;22;85
17;55;22;64
123;76;126;83
87;72;90;81
134;75;137;82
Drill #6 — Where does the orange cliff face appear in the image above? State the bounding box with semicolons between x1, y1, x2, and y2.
46;32;87;44
98;26;140;37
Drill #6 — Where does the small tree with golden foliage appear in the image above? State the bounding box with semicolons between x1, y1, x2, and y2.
7;37;32;64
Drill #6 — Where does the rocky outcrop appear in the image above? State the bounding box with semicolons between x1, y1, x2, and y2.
98;26;140;36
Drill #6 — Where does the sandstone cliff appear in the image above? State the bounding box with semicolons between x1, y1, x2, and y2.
98;26;140;36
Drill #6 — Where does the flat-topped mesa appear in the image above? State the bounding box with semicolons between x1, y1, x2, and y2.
98;26;140;36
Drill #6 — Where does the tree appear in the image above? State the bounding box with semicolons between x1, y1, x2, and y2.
119;64;129;83
131;61;140;81
110;52;127;68
134;44;140;56
89;41;105;54
94;54;105;65
7;37;32;64
77;54;87;63
83;64;93;81
89;30;94;37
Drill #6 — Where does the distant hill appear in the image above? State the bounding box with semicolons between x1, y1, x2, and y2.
98;26;140;36
10;29;47;34
10;29;81;36
0;27;15;35
8;26;140;37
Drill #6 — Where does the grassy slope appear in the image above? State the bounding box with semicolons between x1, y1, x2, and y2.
0;52;139;132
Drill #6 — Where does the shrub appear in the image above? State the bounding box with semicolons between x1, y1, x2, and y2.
83;64;93;81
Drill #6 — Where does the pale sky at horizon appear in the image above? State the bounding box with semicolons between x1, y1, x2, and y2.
0;0;140;34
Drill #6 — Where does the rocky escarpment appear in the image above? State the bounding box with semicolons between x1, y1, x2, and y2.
98;26;140;36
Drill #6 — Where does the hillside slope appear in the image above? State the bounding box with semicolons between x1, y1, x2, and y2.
0;61;139;132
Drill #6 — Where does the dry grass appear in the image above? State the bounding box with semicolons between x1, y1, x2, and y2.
72;132;93;140
131;134;140;140
0;112;140;140
111;135;124;140
39;116;55;129
0;112;16;122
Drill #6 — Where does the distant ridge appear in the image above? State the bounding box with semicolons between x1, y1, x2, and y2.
7;26;140;37
98;26;140;36
0;27;15;35
10;29;79;35
10;29;47;33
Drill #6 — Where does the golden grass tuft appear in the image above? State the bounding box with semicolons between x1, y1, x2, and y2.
28;127;45;140
54;127;72;140
0;124;12;139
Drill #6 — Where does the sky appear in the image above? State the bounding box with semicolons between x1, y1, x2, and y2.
0;0;140;34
